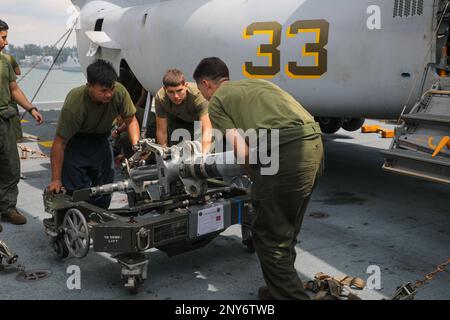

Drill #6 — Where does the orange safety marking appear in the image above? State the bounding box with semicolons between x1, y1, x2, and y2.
361;125;380;133
428;136;437;149
379;129;394;138
38;141;53;148
432;136;450;157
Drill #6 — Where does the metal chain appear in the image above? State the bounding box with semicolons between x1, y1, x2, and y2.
414;258;450;289
389;257;450;300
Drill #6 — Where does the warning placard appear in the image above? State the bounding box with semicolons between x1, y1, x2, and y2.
197;205;224;236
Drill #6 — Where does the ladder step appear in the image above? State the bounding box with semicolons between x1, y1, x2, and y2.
382;149;450;167
382;164;450;185
401;113;450;126
382;148;450;185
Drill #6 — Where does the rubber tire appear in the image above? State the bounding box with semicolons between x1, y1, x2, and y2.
342;118;365;132
53;239;69;260
316;117;344;134
243;237;256;254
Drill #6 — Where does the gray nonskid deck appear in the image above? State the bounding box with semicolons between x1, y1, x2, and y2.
0;116;449;300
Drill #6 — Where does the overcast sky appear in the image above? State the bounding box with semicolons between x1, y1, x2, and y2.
1;0;78;47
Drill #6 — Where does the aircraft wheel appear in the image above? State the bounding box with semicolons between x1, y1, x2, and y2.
342;118;365;132
316;117;344;134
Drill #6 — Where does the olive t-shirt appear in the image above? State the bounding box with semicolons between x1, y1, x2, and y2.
208;79;317;144
0;54;16;109
2;53;19;70
56;82;136;140
155;83;208;122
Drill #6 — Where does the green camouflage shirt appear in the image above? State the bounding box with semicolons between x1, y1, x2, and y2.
155;83;208;122
56;82;136;140
208;79;317;144
0;54;16;109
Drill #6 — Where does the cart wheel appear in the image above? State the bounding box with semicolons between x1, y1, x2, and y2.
63;208;90;258
243;237;256;254
241;225;256;254
52;238;69;259
126;276;142;295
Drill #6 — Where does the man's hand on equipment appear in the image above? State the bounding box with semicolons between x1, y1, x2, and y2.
48;180;64;194
132;143;142;153
111;129;119;139
30;107;43;125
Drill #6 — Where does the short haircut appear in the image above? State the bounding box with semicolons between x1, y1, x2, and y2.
86;59;118;87
0;20;9;32
193;57;229;82
163;69;186;87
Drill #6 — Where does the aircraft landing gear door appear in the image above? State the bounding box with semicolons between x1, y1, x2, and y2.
86;43;99;57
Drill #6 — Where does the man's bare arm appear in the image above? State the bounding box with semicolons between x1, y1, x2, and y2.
123;115;140;145
226;129;253;176
10;81;43;124
156;116;168;146
48;135;67;193
199;113;213;154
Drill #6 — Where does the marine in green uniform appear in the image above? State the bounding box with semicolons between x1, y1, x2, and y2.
1;52;22;141
0;20;44;229
193;57;324;300
155;69;212;153
47;59;139;209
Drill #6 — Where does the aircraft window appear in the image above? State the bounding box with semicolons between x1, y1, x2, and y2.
95;19;104;31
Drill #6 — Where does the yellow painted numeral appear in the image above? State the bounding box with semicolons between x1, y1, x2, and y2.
243;19;329;79
243;22;282;79
286;19;329;79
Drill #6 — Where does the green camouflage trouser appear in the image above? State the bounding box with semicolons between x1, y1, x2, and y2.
0;110;20;215
250;134;324;300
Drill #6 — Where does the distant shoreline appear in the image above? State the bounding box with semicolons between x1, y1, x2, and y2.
19;65;83;73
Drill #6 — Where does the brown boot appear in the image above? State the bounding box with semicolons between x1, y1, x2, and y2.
258;286;275;300
1;209;27;225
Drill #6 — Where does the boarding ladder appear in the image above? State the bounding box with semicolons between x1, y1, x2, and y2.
382;71;450;184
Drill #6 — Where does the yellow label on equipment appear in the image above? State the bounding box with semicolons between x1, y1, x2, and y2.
38;141;53;148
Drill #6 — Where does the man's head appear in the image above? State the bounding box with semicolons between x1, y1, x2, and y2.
163;69;188;105
193;57;230;101
0;20;9;52
86;59;118;104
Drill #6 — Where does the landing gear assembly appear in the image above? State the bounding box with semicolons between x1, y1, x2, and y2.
316;117;365;134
